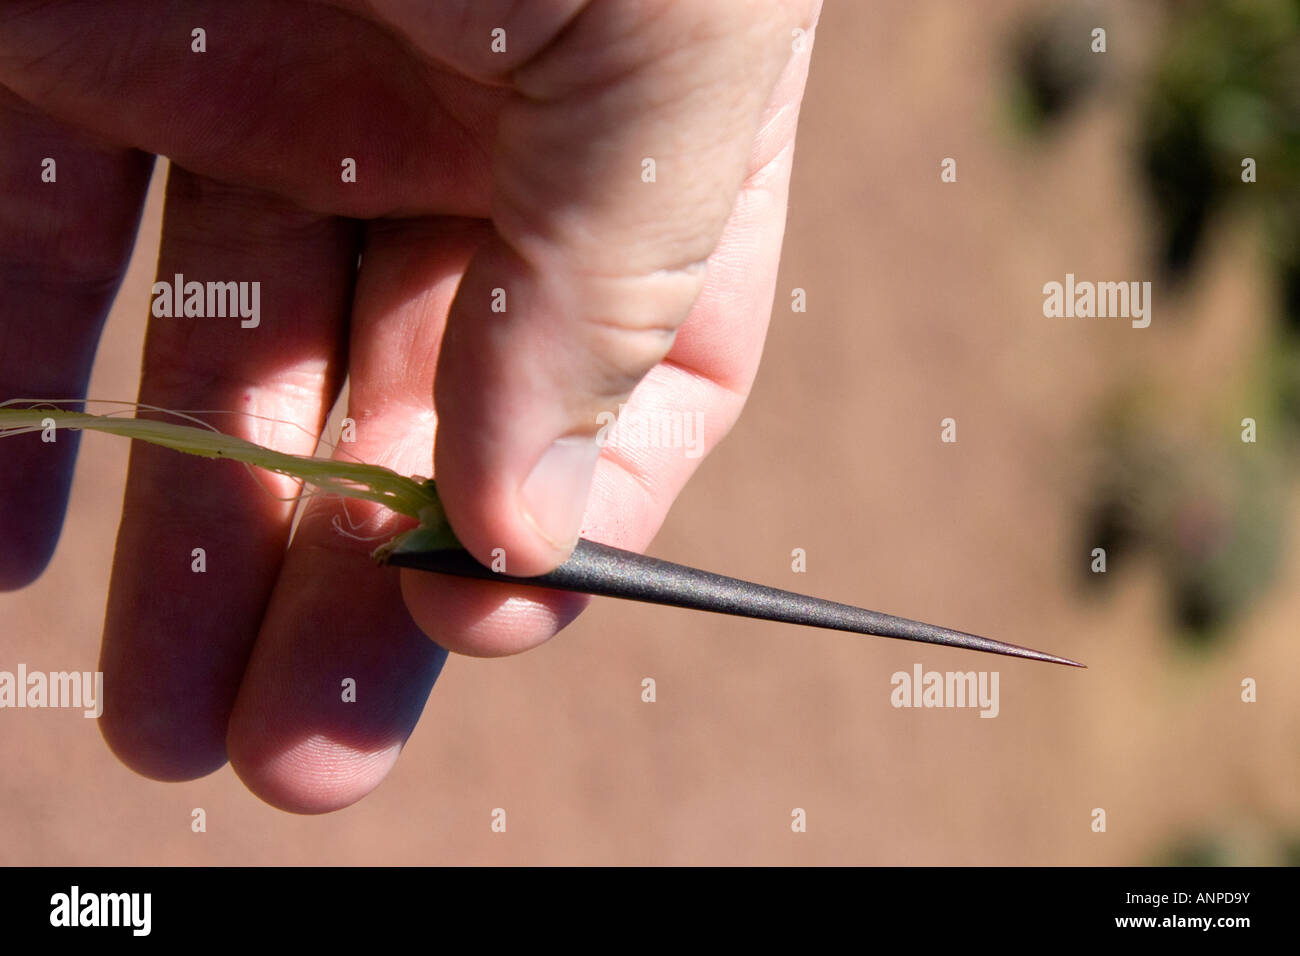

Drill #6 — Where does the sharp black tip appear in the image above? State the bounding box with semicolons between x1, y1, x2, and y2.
386;538;1086;668
869;616;1085;667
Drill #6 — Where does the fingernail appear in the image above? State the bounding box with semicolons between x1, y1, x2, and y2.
520;435;601;550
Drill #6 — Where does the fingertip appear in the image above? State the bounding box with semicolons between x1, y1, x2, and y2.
0;533;56;592
0;435;78;591
228;730;403;815
97;701;231;783
400;568;589;657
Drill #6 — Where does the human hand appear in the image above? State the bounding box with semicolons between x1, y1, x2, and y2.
0;0;820;811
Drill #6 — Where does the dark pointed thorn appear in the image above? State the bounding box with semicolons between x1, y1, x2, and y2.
385;538;1086;667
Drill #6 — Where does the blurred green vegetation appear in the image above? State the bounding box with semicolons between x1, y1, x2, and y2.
1081;394;1286;644
1133;0;1299;645
1006;6;1106;133
1014;2;1300;647
1138;0;1300;297
1010;0;1299;327
1157;827;1300;866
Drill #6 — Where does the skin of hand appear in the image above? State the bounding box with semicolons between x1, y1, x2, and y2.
0;0;820;813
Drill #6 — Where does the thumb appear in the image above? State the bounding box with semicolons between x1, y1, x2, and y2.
434;0;815;576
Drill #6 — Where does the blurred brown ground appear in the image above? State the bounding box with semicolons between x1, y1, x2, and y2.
2;0;1297;865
